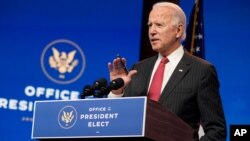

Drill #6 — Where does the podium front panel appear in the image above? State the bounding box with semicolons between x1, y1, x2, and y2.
32;97;147;139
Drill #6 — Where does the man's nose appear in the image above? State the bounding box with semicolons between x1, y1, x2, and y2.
149;26;157;35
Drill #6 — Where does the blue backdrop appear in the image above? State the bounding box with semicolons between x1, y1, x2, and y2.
0;0;249;140
0;0;142;140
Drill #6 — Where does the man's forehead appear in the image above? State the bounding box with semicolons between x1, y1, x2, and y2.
149;8;172;21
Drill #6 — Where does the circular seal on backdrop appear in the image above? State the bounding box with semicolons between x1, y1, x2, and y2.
41;39;86;84
58;105;78;129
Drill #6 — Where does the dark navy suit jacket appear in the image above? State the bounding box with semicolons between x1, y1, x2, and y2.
124;51;227;141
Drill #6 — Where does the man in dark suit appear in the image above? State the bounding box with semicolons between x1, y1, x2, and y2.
108;2;226;141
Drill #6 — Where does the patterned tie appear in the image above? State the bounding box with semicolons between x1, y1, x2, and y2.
148;57;169;101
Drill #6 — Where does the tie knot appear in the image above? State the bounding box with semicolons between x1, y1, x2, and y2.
161;57;169;64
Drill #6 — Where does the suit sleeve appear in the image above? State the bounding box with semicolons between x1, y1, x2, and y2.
198;64;227;141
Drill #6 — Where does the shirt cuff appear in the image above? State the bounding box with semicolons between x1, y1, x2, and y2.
108;92;124;98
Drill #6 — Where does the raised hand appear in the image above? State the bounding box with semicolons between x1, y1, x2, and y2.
108;57;137;94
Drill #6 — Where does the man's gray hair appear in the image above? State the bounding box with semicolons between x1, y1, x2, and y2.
153;2;187;40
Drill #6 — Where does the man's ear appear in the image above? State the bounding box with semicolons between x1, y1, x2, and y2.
176;24;184;38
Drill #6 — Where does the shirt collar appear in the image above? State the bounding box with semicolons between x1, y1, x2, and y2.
158;45;184;64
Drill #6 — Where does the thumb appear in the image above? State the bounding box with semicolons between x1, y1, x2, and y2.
122;70;137;86
127;70;137;78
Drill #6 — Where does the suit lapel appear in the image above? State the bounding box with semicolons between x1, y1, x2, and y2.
160;52;192;99
133;55;157;96
144;56;158;93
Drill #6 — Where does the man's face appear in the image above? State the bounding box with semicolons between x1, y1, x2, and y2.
148;7;179;54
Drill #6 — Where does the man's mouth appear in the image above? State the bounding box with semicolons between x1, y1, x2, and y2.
150;38;159;43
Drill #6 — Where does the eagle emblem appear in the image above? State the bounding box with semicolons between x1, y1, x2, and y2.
49;47;78;75
61;111;74;125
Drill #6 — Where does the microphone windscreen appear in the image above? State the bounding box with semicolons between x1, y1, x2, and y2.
110;78;124;90
93;78;107;89
83;85;93;96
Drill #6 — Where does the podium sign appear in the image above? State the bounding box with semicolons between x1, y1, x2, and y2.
32;97;147;139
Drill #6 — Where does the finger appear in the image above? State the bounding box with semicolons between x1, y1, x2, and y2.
108;62;113;72
119;57;127;68
113;58;121;69
121;57;126;65
115;57;126;69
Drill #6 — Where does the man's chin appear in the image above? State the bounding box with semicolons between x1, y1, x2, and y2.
151;46;160;52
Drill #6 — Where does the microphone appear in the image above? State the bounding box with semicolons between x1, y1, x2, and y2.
109;78;124;90
92;77;125;97
93;78;108;98
80;77;125;99
96;78;124;97
80;85;94;99
93;78;107;90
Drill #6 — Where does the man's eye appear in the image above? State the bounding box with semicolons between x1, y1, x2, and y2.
156;23;163;27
